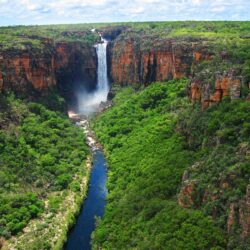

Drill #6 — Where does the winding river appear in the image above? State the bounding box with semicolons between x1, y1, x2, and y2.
64;149;107;250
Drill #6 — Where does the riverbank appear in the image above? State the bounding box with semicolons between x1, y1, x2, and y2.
3;155;92;250
2;116;97;250
3;112;107;250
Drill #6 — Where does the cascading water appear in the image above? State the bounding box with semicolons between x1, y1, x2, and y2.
77;36;110;115
96;37;109;99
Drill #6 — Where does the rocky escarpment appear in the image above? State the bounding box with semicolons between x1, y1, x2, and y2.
1;25;248;107
55;42;97;103
107;34;248;106
179;178;250;248
0;48;56;95
178;142;250;248
0;39;97;102
108;37;194;85
189;70;242;109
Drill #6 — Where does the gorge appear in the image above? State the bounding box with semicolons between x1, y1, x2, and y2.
0;22;249;250
65;34;109;249
0;24;248;108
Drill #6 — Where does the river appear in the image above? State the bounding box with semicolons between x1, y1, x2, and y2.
64;149;107;250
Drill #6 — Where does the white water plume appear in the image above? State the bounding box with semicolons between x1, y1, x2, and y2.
77;36;109;115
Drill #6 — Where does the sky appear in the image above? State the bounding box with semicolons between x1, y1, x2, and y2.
0;0;249;26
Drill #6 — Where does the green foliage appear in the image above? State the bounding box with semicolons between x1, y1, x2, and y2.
0;24;100;51
35;87;66;112
177;99;250;236
92;80;229;249
0;193;43;237
0;94;88;237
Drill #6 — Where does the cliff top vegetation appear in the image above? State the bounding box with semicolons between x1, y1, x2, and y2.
0;21;249;52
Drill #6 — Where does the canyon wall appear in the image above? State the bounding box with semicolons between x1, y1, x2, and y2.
108;36;245;106
0;40;97;100
0;49;56;95
55;42;97;102
0;28;247;107
189;71;242;109
178;172;250;246
109;38;193;85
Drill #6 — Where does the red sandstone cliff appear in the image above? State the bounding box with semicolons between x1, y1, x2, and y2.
109;38;193;85
109;37;246;106
0;32;247;106
0;50;56;93
0;41;97;98
54;42;97;101
189;71;242;109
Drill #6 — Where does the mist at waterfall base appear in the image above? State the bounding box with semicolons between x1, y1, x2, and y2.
77;38;109;115
76;89;107;115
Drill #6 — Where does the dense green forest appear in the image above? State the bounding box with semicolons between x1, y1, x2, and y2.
92;80;250;249
0;93;88;244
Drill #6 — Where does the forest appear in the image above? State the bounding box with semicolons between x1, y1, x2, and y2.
0;93;89;249
92;80;250;249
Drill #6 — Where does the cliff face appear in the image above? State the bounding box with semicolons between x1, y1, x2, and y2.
0;30;246;107
178;158;250;247
109;38;193;85
189;71;242;109
0;41;97;100
227;186;250;239
0;50;56;95
55;42;97;102
108;36;246;105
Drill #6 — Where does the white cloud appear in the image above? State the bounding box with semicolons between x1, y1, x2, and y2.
0;0;249;25
126;7;145;14
138;0;161;3
211;6;225;12
191;0;201;5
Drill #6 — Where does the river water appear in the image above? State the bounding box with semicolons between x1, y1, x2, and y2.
64;150;107;250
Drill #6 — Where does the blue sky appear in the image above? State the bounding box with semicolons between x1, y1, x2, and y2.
0;0;249;26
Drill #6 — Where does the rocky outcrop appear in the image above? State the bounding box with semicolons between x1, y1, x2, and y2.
0;72;4;91
189;71;242;108
193;51;213;62
178;180;196;208
239;185;250;238
226;185;250;249
179;169;250;244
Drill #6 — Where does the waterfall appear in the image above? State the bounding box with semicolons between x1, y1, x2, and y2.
96;37;109;100
77;35;110;115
